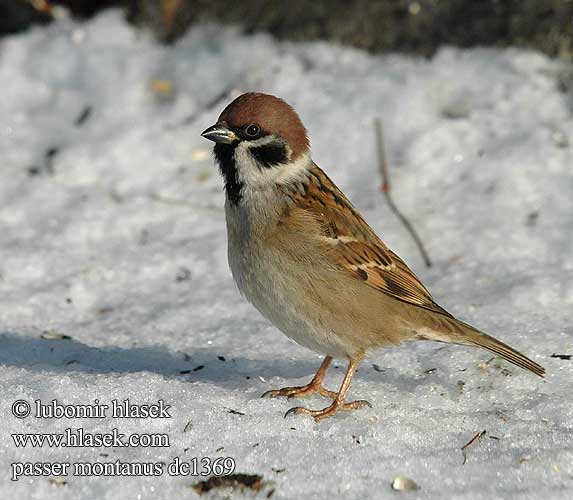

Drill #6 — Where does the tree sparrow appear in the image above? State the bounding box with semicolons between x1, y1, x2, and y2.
201;92;545;422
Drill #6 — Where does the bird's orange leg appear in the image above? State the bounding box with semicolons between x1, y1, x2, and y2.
261;356;337;400
284;353;371;422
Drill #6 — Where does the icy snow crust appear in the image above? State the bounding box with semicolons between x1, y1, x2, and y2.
1;10;572;500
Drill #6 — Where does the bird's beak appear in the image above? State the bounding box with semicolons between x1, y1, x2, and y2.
200;123;237;144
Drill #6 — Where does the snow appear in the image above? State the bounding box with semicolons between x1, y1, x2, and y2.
1;9;572;499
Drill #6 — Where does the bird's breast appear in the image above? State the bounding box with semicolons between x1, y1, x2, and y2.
224;200;354;357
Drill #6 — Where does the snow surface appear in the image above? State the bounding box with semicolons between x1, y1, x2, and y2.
1;10;572;500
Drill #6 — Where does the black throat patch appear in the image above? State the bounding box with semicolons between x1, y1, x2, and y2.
214;143;243;205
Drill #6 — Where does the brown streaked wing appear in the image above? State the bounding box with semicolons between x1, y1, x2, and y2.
290;164;453;318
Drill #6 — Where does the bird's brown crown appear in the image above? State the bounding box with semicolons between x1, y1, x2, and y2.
218;93;310;159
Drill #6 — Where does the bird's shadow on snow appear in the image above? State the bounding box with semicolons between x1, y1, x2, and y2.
0;331;435;391
0;332;342;389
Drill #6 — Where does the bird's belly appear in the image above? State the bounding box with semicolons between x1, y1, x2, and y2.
227;242;351;357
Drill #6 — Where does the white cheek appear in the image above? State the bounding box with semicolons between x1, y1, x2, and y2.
234;142;312;191
233;142;270;186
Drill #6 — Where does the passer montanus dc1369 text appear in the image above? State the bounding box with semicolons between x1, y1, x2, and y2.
201;93;545;422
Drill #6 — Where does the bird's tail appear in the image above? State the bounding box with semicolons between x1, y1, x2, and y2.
424;317;546;378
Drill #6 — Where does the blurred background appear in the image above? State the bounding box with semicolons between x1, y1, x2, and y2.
3;0;573;60
1;2;572;499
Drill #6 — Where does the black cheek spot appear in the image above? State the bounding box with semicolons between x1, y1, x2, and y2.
250;144;288;169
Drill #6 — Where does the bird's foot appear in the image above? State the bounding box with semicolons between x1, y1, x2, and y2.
284;399;372;422
261;383;337;400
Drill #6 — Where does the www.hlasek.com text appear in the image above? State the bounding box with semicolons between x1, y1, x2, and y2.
12;427;170;448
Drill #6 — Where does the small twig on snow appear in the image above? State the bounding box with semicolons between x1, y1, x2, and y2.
373;118;432;268
461;429;487;465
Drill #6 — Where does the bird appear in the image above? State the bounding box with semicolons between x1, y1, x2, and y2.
200;92;545;422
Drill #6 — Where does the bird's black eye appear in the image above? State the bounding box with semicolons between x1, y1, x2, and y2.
245;124;261;138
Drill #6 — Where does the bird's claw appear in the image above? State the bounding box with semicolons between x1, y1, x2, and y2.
261;388;305;399
261;389;280;398
283;399;372;421
284;406;308;418
351;399;372;409
261;384;336;400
